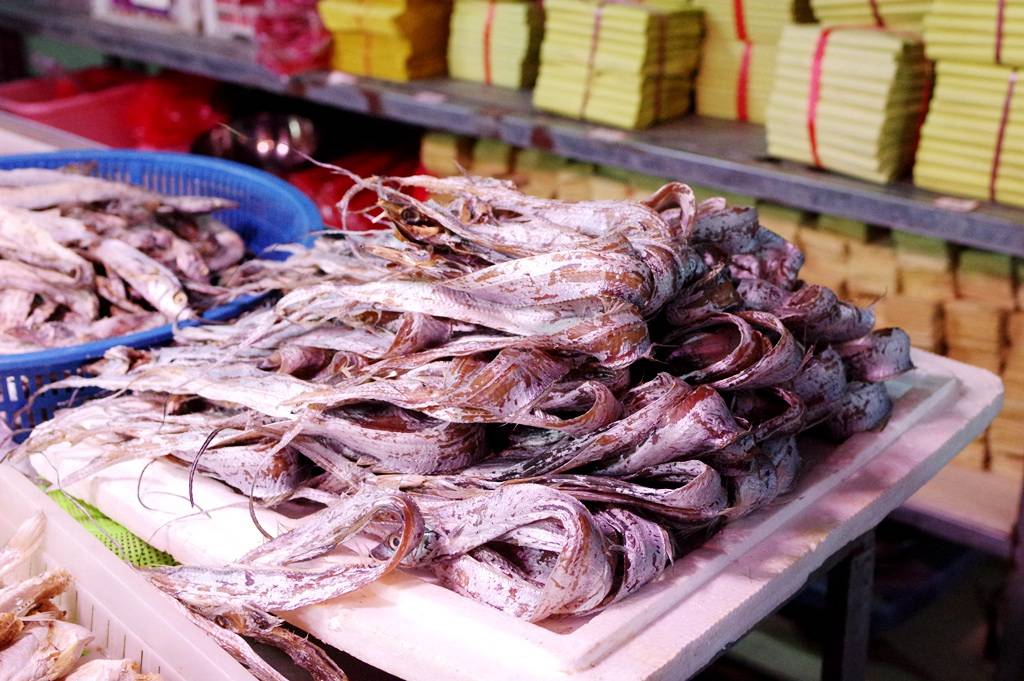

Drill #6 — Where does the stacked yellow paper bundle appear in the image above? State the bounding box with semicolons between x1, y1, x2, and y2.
914;61;1024;208
588;166;633;200
696;39;777;123
448;0;544;88
875;295;945;352
944;298;1006;373
925;0;1024;67
421;131;473;176
991;312;1024;480
695;1;812;123
893;231;955;301
811;0;933;32
755;202;814;242
699;0;813;42
797;221;850;293
319;0;451;80
956;249;1016;307
533;0;704;129
556;162;596;201
471;138;517;177
513;149;568;198
766;25;931;183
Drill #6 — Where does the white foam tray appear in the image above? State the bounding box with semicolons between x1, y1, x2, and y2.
29;349;1002;681
0;465;253;681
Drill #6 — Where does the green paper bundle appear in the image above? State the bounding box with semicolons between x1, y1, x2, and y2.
766;24;930;183
925;0;1024;67
915;61;1024;208
810;0;933;32
319;0;451;81
448;0;544;88
533;0;703;129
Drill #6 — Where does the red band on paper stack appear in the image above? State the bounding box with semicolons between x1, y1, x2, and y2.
737;41;752;122
483;0;498;85
996;0;1008;64
989;69;1018;202
807;28;835;168
579;2;607;118
910;61;935;158
867;0;885;27
732;0;748;41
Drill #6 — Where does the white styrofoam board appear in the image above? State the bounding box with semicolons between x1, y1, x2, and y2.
0;465;252;681
29;349;1002;681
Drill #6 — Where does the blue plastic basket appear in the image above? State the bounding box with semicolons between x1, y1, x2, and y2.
0;150;320;436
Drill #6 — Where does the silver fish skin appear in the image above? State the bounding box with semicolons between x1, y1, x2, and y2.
0;206;93;284
92;238;192;320
0;620;93;681
0;513;44;584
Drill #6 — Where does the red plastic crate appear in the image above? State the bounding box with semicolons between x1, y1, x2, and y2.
0;68;146;147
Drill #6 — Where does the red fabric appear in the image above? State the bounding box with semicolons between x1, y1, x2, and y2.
483;0;498;85
867;0;885;27
737;41;752;122
996;0;1008;64
990;70;1018;202
732;0;748;41
807;28;835;168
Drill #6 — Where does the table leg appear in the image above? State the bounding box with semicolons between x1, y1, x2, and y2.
996;484;1024;681
821;531;875;681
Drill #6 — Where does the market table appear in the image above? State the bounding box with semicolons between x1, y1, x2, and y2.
30;350;1001;681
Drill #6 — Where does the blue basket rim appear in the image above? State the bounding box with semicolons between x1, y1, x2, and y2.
0;150;320;368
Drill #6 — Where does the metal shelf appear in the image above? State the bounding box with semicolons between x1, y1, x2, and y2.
2;2;1024;257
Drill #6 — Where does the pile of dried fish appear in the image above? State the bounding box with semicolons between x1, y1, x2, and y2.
12;173;912;679
0;167;245;352
0;513;161;681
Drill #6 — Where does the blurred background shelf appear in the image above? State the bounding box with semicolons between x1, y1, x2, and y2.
3;1;1024;257
896;467;1021;560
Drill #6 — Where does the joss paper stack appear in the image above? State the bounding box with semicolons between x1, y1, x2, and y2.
811;0;933;32
319;0;451;80
914;61;1024;208
448;0;544;88
925;0;1024;67
695;0;812;123
421;131;473;176
797;220;850;294
944;298;1006;374
766;25;931;183
893;231;954;302
533;0;703;129
991;312;1024;480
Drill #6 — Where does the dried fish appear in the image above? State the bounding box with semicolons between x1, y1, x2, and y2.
0;620;93;681
64;659;161;681
0;513;44;583
15;169;915;633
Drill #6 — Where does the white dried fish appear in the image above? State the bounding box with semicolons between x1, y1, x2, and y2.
0;620;93;681
0;513;44;584
93;239;192;320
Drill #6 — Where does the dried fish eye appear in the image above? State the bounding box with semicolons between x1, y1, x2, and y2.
388;534;402;550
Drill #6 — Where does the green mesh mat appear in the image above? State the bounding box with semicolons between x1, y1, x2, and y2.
47;490;178;568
